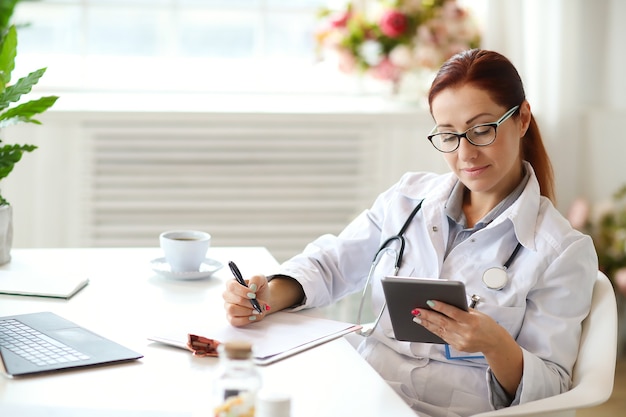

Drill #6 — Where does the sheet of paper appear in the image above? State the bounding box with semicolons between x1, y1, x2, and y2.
150;311;360;365
0;271;89;299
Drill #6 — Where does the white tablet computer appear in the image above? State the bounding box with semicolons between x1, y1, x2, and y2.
381;276;468;343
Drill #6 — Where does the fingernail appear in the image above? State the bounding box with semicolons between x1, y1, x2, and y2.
248;315;257;321
426;300;435;308
252;309;261;315
411;308;420;316
249;283;257;292
247;292;256;299
412;317;422;325
265;305;271;312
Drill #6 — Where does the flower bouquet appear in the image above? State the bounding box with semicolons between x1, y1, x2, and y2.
315;0;481;95
569;185;626;296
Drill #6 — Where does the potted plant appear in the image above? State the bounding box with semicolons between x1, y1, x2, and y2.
0;0;58;264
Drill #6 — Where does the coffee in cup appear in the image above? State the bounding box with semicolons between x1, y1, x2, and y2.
159;230;211;273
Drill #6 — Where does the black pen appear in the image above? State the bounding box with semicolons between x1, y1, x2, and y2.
228;261;263;314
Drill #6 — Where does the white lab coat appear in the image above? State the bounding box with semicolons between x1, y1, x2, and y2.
274;162;597;417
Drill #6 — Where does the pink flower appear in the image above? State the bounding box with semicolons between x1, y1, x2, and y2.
567;198;591;230
337;49;357;74
379;10;409;38
329;11;351;28
370;58;402;82
442;0;467;20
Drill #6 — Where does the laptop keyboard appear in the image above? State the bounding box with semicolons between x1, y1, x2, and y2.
0;319;90;366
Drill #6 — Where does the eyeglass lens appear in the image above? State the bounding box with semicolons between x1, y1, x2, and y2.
431;125;496;152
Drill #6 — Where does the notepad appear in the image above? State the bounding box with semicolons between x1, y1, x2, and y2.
0;271;89;299
149;311;361;366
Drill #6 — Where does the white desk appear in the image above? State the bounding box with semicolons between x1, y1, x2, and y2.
0;248;416;417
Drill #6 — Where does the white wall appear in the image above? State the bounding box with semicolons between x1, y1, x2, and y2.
606;0;626;110
579;0;626;203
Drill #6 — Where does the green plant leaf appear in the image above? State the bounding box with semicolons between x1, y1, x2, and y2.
0;24;16;88
0;143;36;180
0;95;58;128
0;1;18;37
0;67;47;112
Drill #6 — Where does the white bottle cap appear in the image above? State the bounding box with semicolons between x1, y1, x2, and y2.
256;390;291;417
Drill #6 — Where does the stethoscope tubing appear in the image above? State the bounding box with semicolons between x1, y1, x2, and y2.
356;199;523;335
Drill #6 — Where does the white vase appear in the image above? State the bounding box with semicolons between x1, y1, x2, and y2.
0;204;13;265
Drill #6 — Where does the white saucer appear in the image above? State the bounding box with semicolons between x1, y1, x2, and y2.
150;257;223;280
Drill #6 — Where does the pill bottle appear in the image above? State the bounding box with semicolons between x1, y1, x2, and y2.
256;389;291;417
212;341;261;417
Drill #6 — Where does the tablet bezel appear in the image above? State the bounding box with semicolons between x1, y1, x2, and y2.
381;276;468;343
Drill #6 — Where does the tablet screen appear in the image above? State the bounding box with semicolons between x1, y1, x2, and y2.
381;276;467;343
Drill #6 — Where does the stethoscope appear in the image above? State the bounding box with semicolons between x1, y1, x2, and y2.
356;199;523;337
481;241;523;290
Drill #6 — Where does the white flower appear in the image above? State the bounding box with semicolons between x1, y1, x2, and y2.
389;45;415;69
366;1;386;20
359;40;384;66
414;43;443;70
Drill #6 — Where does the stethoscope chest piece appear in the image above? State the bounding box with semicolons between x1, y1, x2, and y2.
482;267;508;290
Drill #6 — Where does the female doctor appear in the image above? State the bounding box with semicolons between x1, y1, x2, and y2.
222;49;598;417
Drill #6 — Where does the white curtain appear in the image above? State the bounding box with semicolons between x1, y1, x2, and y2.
481;0;625;209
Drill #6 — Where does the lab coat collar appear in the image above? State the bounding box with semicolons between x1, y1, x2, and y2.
396;161;541;251
469;161;540;251
505;161;540;251
396;171;458;203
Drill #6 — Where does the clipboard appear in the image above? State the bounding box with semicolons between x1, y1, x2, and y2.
381;276;467;343
148;311;361;366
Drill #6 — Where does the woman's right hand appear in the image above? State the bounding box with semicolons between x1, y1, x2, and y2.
222;274;270;327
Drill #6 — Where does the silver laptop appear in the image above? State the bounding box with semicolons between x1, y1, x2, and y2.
0;311;143;377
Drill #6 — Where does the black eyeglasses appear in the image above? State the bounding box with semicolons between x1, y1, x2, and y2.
427;105;520;153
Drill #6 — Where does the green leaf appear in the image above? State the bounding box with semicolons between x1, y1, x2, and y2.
0;0;18;37
0;67;47;112
0;95;58;128
0;143;37;181
0;25;16;88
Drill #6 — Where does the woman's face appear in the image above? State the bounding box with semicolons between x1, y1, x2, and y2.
430;84;530;202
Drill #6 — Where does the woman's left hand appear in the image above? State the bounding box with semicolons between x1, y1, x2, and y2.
412;300;506;356
415;299;523;397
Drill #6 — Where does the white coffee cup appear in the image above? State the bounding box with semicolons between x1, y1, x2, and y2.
159;230;211;273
